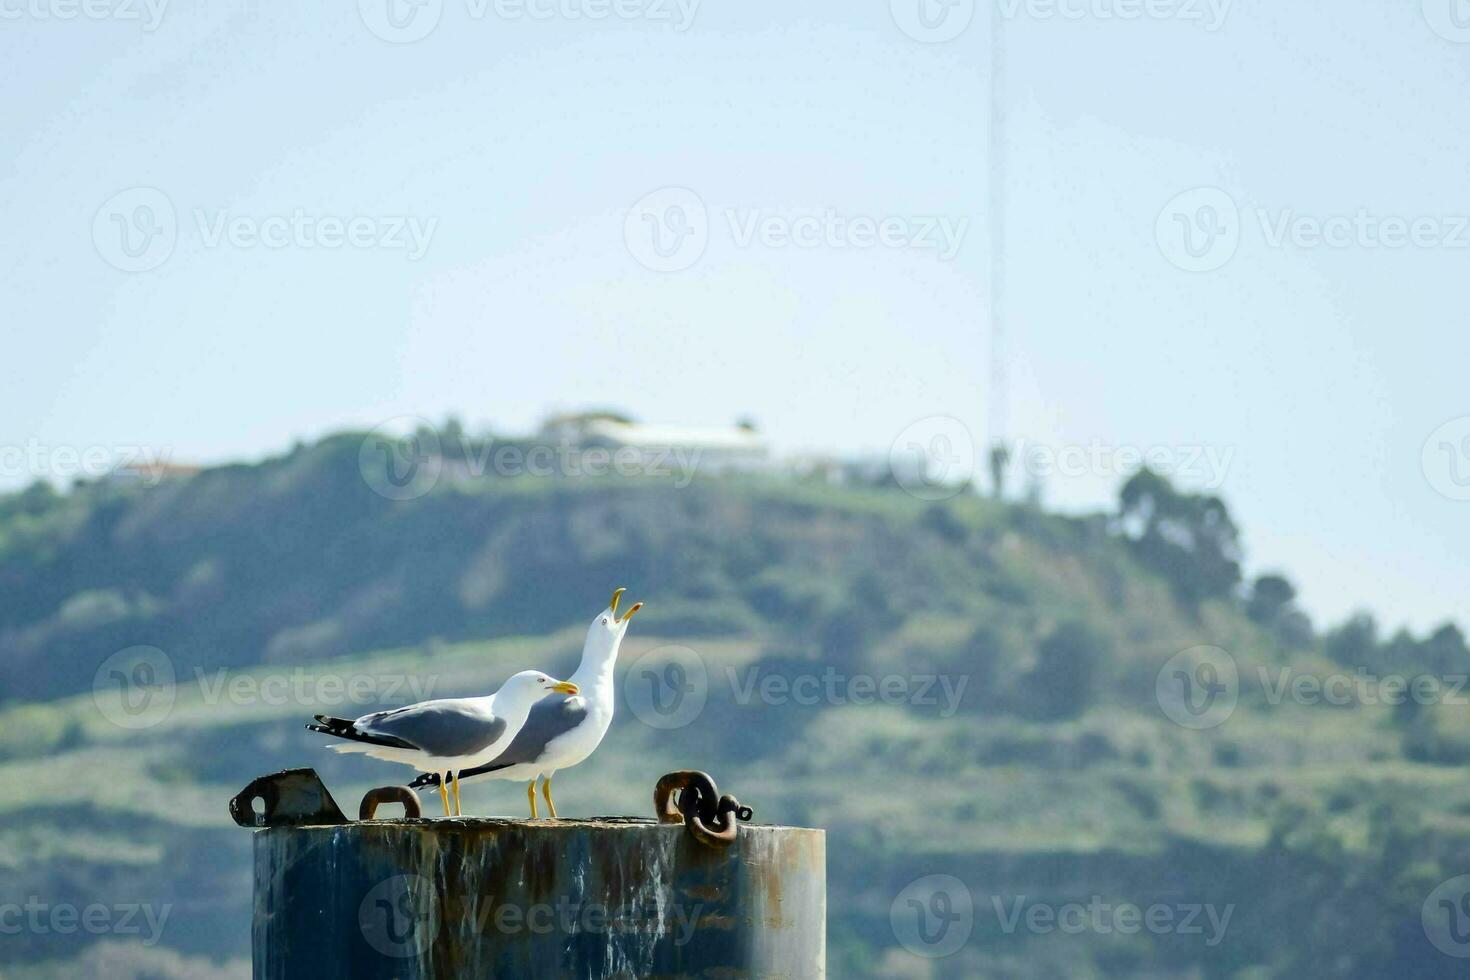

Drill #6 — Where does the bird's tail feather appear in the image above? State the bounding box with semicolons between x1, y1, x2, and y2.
409;761;515;791
305;719;416;750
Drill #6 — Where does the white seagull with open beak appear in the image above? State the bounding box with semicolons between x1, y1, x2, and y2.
409;587;643;818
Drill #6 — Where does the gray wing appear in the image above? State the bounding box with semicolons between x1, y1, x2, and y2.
358;700;507;758
464;697;588;774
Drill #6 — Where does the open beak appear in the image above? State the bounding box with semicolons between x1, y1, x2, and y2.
552;681;579;696
610;587;626;617
617;601;643;625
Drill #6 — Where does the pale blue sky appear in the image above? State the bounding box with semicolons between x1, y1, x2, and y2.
2;0;1467;631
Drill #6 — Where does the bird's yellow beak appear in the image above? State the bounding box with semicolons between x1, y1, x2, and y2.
552;681;580;696
618;601;643;625
610;587;626;616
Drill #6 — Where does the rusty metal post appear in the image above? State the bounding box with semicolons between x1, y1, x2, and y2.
251;817;825;978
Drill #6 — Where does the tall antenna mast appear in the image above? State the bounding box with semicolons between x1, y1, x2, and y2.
987;3;1011;500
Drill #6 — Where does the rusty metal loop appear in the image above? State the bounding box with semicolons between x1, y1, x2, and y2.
654;770;754;848
359;786;423;821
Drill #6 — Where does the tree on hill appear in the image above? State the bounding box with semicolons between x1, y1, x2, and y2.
1115;468;1242;604
1324;613;1379;668
1246;574;1296;623
1247;573;1315;648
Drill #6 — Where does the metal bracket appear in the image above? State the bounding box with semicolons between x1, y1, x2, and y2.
229;769;349;828
655;770;754;848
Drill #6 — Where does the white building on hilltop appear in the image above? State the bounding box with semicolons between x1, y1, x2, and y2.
539;413;770;475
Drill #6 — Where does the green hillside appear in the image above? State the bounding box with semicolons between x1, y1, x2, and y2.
2;432;1468;978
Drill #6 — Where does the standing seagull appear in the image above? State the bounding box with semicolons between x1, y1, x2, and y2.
306;670;578;816
410;588;643;818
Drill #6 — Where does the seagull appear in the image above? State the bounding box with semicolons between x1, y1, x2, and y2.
306;670;579;816
409;587;642;819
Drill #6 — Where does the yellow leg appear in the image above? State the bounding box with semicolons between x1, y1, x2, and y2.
438;777;451;817
541;775;558;820
526;780;539;819
451;772;463;817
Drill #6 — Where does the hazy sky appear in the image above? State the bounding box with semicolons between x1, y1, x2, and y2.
2;0;1467;632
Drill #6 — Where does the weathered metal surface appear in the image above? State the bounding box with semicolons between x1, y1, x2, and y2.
654;770;755;848
252;818;825;979
359;786;423;821
230;769;349;828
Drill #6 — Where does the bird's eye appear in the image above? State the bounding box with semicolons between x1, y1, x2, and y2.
601;617;608;625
